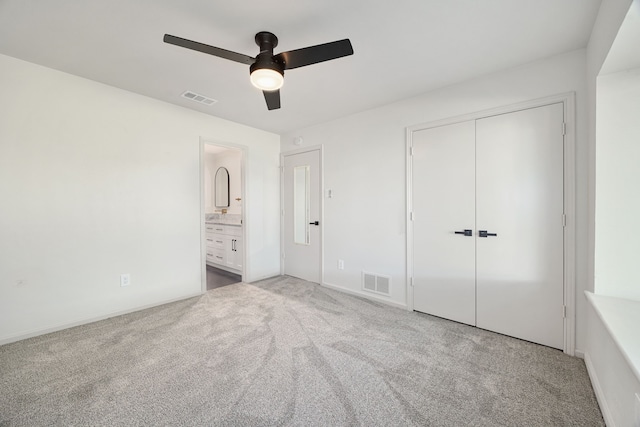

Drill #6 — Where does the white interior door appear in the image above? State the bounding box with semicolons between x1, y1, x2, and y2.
475;103;564;349
283;149;321;283
412;121;476;326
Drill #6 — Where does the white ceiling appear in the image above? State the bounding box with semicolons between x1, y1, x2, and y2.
0;0;602;134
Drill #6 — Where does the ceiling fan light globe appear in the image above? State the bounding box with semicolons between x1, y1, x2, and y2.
250;68;284;91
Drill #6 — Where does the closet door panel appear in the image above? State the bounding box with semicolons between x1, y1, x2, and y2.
475;103;564;349
413;121;476;326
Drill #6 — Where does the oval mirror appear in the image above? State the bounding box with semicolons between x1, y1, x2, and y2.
215;167;230;207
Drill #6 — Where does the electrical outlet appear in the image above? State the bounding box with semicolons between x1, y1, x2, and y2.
120;274;130;287
338;259;344;270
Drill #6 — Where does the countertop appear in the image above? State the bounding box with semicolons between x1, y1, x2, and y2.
205;213;242;226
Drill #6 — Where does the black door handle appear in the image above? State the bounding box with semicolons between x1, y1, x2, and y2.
309;221;319;226
454;229;473;236
478;230;497;238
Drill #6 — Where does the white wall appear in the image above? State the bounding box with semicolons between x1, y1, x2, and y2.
587;0;635;299
0;54;280;344
595;68;640;300
585;2;640;424
282;50;589;350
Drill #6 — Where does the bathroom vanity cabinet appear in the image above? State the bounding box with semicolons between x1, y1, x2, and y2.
205;223;243;273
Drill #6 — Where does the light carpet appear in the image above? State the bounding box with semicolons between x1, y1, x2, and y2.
0;276;603;426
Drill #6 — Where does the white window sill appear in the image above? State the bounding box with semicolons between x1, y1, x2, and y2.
585;291;640;382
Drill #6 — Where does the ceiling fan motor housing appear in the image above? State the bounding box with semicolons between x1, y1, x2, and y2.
250;31;284;77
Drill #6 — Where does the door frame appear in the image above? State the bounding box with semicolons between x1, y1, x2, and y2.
406;92;576;355
280;145;324;284
199;138;248;292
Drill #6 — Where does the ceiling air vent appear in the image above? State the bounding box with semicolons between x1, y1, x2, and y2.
181;91;217;106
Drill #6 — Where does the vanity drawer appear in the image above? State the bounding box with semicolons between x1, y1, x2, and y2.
205;223;242;236
208;224;225;234
205;247;216;263
206;233;225;248
211;249;225;265
210;235;225;249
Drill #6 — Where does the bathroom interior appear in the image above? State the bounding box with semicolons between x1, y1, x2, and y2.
203;143;243;289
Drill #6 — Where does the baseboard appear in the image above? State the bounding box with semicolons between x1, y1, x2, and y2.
322;281;408;310
584;352;615;427
246;273;281;283
0;291;204;346
574;349;585;359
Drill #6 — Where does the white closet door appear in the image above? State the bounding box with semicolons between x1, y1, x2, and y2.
413;121;476;326
475;103;564;349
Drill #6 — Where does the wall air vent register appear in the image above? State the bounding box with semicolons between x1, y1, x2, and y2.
362;271;391;296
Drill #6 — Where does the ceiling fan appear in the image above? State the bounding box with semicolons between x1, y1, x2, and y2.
163;31;354;110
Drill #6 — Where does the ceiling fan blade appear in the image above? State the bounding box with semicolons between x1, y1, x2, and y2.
164;34;254;65
263;90;281;110
275;39;353;70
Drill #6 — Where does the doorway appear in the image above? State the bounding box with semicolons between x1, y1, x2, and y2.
281;147;322;283
201;140;246;291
